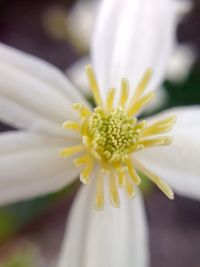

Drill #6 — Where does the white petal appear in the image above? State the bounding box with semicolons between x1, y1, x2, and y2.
92;0;183;99
0;131;79;205
0;43;89;135
136;106;200;200
58;185;149;267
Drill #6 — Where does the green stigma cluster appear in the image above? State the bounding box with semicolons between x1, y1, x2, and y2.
86;107;140;163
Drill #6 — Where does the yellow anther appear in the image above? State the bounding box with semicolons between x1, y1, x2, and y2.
135;160;174;199
126;159;141;185
95;172;105;210
61;66;176;209
62;121;80;131
128;92;154;116
117;171;126;187
73;103;91;117
109;172;120;208
106;88;116;112
85;65;103;107
143;115;177;136
73;154;89;166
140;136;173;148
119;78;129;108
80;158;94;184
130;68;153;104
87;107;139;163
60;145;84;157
125;178;136;199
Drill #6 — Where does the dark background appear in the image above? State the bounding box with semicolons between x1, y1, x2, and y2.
0;0;200;266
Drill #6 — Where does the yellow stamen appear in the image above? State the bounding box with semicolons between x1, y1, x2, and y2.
80;158;94;184
73;154;89;166
129;68;153;105
106;88;116;112
85;65;103;107
109;172;120;208
125;178;136;199
95;172;104;210
142;115;177;136
130;144;144;153
139;136;173;148
119;78;129;108
62;121;80;131
61;65;176;209
128;92;154;116
60;145;84;157
117;171;126;187
135;160;174;199
73;103;91;117
126;159;141;185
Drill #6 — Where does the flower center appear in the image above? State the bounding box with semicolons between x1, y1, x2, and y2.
85;107;140;163
60;65;176;210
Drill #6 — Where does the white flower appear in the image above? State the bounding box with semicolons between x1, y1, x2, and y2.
0;1;199;267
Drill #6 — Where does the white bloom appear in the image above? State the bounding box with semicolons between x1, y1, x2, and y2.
0;1;199;267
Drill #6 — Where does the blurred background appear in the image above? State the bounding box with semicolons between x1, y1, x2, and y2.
0;0;200;266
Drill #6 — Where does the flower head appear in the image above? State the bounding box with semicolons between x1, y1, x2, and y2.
0;0;198;266
61;65;175;209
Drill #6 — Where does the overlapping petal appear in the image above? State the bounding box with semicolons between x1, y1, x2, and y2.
92;0;183;100
136;106;200;199
58;184;149;267
0;43;89;136
0;131;79;205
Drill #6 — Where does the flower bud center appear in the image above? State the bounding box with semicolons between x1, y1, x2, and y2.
86;107;140;163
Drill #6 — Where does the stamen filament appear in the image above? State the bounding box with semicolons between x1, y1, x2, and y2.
80;158;94;184
62;121;80;131
126;159;141;185
95;172;105;210
73;154;89;166
119;78;129;108
85;65;103;107
128;68;153;106
109;172;120;208
106;88;116;112
135;160;174;199
143;115;176;136
125;178;136;199
139;136;173;148
117;171;125;187
61;65;176;209
128;92;154;116
60;145;84;157
73;103;91;117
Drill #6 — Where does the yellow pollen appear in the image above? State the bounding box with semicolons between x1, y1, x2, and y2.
61;65;176;209
87;107;140;163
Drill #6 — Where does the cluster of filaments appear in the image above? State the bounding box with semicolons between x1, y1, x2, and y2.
60;65;176;210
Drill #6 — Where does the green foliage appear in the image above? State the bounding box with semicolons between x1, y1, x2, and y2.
0;180;78;242
164;67;200;109
0;247;36;267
